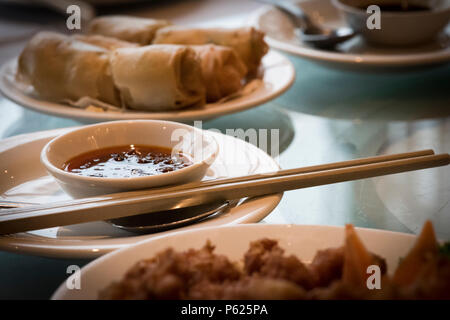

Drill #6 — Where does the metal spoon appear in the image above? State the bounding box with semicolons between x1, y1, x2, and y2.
0;199;231;234
108;201;231;234
257;0;356;48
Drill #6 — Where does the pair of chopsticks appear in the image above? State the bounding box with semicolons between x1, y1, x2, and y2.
0;149;448;235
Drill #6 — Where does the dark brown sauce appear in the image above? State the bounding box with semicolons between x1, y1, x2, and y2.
64;145;192;178
360;4;430;12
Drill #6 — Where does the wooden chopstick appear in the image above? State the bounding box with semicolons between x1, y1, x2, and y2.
0;149;435;215
0;151;448;235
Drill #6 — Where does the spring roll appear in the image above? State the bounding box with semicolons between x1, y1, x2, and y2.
17;31;120;106
87;15;171;45
76;37;246;102
110;45;206;111
191;45;247;102
153;26;268;75
73;34;138;50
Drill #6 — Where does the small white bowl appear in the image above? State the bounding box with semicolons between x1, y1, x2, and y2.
41;120;219;198
332;0;450;46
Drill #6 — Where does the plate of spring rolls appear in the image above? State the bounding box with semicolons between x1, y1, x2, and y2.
52;221;450;300
0;16;295;122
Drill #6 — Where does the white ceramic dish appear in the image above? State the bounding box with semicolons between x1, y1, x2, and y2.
333;0;450;46
41;120;219;198
51;223;418;300
0;128;282;258
0;50;294;123
251;0;450;70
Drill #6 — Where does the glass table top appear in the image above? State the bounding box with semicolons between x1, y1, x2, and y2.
0;0;448;299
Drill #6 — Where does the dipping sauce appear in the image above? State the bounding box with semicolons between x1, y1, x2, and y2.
64;145;192;178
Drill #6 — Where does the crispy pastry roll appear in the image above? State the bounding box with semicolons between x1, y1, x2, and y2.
393;220;439;286
153;26;268;75
110;45;206;111
341;224;387;289
73;34;138;50
17;31;119;106
191;45;247;102
87;15;171;45
342;224;375;287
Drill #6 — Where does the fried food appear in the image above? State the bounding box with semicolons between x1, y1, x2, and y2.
17;32;120;106
110;45;206;111
73;34;138;51
99;221;450;300
190;45;247;102
17;16;268;109
87;15;171;45
153;26;268;75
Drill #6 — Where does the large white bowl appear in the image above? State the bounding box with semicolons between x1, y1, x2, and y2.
41;120;219;198
51;224;418;300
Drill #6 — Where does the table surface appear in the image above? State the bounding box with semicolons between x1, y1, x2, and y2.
0;0;449;299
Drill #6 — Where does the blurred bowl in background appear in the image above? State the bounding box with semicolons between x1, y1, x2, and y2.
332;0;450;46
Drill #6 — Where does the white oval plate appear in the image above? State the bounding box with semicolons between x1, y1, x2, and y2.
51;223;418;300
0;50;294;123
251;0;450;70
0;128;282;258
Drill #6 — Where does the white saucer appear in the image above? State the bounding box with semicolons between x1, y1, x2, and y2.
0;50;294;123
51;223;418;299
251;0;450;70
0;128;282;258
